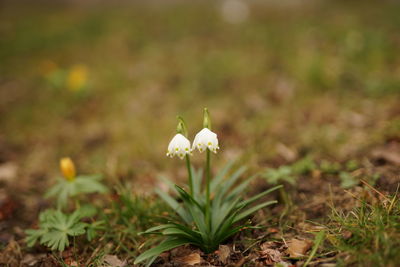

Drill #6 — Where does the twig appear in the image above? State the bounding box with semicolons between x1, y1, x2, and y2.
360;179;389;202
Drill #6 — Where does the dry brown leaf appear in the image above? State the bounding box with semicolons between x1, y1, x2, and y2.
342;230;353;240
21;254;42;266
0;162;17;183
175;252;201;266
276;143;297;162
287;239;312;257
259;248;282;265
217;245;231;264
102;254;127;267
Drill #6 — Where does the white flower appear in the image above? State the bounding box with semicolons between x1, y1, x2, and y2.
166;134;191;159
192;128;219;153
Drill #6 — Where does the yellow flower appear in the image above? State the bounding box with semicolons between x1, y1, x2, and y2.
67;64;88;91
60;157;76;181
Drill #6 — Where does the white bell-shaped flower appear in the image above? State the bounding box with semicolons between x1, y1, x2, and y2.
166;134;191;159
192;128;219;153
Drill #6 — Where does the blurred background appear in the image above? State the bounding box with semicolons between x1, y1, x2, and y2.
0;0;399;226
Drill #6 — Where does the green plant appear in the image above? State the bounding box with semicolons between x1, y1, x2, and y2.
26;158;108;251
25;207;95;251
45;158;108;209
262;156;317;186
339;171;358;189
320;160;341;174
98;184;168;256
327;186;400;266
291;155;317;175
263;166;295;185
134;109;281;265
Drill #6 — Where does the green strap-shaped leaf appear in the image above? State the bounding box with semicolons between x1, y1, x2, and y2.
192;168;203;198
134;238;189;264
141;224;177;234
225;174;258;201
238;185;282;207
175;185;204;211
211;196;241;234
216;224;248;244
213;166;247;209
233;200;277;223
174;185;209;241
162;228;196;240
155;189;192;224
169;222;203;241
210;160;235;192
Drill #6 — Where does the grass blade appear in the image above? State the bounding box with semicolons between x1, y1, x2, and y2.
303;231;325;267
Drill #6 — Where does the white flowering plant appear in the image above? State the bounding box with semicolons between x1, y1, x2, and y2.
135;109;281;265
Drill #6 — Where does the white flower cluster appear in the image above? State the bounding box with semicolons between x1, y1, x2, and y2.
167;128;219;159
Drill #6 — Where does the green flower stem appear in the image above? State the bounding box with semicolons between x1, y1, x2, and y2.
205;149;211;229
185;154;194;196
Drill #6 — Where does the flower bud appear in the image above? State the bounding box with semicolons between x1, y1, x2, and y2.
60;157;76;181
203;108;211;130
176;116;188;137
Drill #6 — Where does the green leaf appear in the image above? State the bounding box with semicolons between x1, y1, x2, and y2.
41;230;69;251
175;187;209;240
168;223;203;242
45;175;107;209
175;185;204;211
141;224;177;234
162;227;195;240
192;168;203;198
67;222;87;236
86;220;105;241
25;229;47;247
28;209;88;251
225;174;257;201
211;196;241;234
210;160;235;192
233;200;277;223
216;224;248;244
239;185;282;207
340;172;358;189
155;188;192;224
213;166;247;209
77;204;98;218
78;174;103;181
75;176;108;194
134;238;189;264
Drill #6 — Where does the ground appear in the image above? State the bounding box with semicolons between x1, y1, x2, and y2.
0;0;400;266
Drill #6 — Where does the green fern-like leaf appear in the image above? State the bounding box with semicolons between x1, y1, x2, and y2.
25;209;90;251
45;174;108;208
